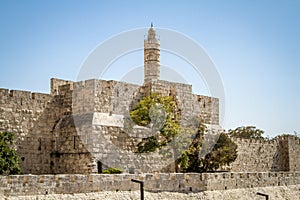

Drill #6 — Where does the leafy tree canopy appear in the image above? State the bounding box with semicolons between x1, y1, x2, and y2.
0;131;21;175
228;126;265;140
130;93;180;153
130;93;238;172
178;130;238;173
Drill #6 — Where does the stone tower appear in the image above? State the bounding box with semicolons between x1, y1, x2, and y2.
144;24;160;84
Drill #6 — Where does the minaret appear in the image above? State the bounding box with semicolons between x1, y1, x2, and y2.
144;23;160;84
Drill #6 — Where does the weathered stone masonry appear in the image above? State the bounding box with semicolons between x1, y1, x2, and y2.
1;172;299;196
0;76;220;174
230;136;300;172
1;79;298;175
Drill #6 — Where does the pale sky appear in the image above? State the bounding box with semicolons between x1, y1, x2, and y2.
0;0;299;137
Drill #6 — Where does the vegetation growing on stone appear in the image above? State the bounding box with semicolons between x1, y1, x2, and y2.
273;133;300;143
177;128;238;173
228;126;265;140
102;167;123;174
130;93;238;172
0;131;21;175
130;93;180;153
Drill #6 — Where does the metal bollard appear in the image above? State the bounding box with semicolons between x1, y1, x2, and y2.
131;179;144;200
257;192;269;200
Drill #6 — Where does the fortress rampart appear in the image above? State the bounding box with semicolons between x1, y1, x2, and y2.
1;172;299;197
1;78;300;174
0;77;220;174
230;136;300;172
0;78;299;174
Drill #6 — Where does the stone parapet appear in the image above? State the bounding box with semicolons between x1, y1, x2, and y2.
0;172;299;197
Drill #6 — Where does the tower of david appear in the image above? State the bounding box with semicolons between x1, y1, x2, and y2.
0;26;299;176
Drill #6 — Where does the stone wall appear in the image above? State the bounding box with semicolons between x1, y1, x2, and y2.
229;138;281;172
47;81;94;174
0;88;53;174
229;136;300;172
69;78;221;173
0;88;51;143
2;77;299;175
205;172;300;191
50;78;74;95
144;80;219;125
287;136;300;171
0;172;299;197
2;77;219;174
0;80;94;175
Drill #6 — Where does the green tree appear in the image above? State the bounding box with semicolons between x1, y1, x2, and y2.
130;93;180;153
0;131;21;175
198;132;238;172
130;94;238;172
228;126;265;140
178;129;238;172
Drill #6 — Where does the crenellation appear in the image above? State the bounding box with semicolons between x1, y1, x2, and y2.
9;90;31;99
51;78;74;95
31;92;50;101
0;89;51;104
0;88;9;96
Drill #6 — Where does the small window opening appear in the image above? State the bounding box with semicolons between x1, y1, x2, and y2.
38;138;42;151
97;161;102;173
73;136;76;149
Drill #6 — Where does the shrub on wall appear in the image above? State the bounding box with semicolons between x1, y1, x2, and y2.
178;130;238;173
130;93;180;153
228;126;265;140
102;167;123;174
130;93;238;173
0;131;21;175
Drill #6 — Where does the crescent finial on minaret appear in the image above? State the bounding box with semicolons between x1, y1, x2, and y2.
151;22;153;28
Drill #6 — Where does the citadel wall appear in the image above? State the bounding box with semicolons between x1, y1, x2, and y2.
1;172;299;197
0;88;52;174
144;80;219;126
0;79;94;174
1;77;218;174
287;136;300;171
1;78;299;175
45;80;93;174
71;78;220;173
229;138;281;172
230;136;300;172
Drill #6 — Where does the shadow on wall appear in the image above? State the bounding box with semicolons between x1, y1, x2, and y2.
18;83;94;174
271;138;289;172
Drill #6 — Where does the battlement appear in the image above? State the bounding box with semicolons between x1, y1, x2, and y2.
51;78;74;95
230;137;279;145
144;79;192;95
275;134;300;141
0;88;51;101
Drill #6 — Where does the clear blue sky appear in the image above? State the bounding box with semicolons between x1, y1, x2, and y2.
0;0;299;137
